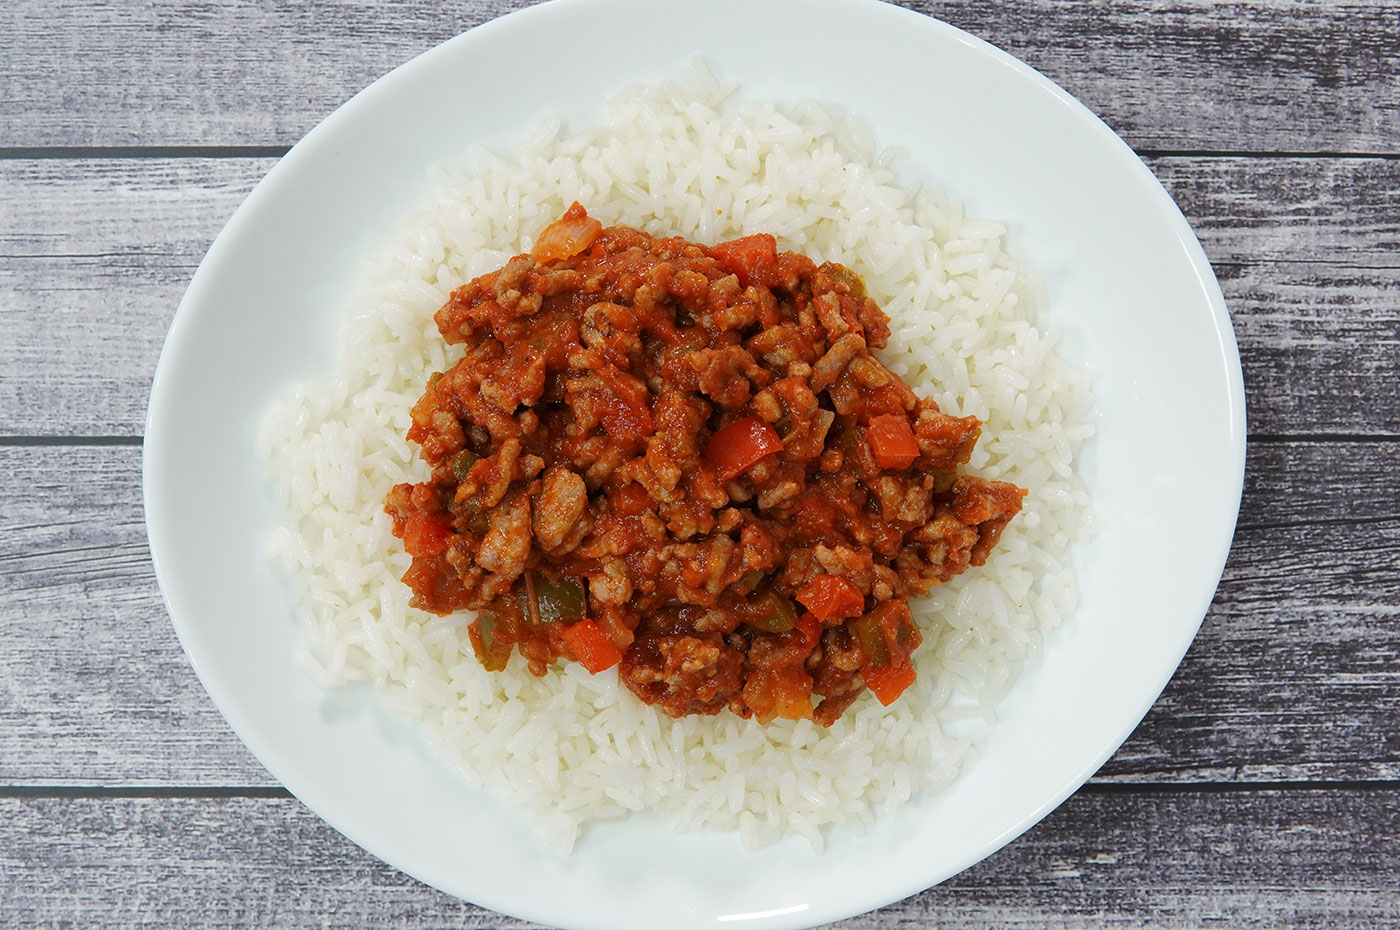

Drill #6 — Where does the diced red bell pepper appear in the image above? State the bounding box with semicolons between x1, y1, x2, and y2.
402;512;454;557
710;234;780;289
795;574;866;623
705;416;782;482
561;618;623;674
861;663;917;706
866;413;920;470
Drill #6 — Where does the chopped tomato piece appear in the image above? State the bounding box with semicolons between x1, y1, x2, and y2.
792;494;839;539
594;363;655;441
705;416;782;481
400;553;471;614
793;614;822;650
531;201;602;262
861;663;916;706
859;384;908;421
610;481;652;516
867;413;920;470
795;574;865;623
710;234;779;288
561;618;623;674
743;666;813;722
770;668;814;720
402;512;453;557
597;390;655;441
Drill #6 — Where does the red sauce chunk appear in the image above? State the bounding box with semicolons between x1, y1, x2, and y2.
385;203;1026;726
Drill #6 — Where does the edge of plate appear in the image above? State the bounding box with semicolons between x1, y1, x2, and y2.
143;0;1248;926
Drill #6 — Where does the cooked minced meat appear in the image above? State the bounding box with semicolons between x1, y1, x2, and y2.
385;203;1024;725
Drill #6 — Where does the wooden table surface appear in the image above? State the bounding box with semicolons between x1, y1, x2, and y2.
3;1;1398;926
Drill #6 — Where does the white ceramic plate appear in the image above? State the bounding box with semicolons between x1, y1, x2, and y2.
144;0;1245;926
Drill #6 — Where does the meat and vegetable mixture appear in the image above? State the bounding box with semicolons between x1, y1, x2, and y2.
385;204;1025;726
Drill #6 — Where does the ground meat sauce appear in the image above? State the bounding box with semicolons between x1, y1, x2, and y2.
385;204;1025;726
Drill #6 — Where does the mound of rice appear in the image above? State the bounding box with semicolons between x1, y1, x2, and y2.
259;62;1095;854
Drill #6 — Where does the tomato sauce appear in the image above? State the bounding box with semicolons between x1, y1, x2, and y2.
385;204;1024;725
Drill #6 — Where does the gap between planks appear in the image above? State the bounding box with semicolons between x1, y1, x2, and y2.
0;436;144;446
0;146;292;160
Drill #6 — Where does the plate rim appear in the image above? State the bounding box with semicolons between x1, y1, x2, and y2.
143;0;1247;925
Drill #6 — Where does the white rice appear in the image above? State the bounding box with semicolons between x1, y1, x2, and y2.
259;61;1096;854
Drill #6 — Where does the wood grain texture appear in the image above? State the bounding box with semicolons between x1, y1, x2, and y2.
1154;156;1400;435
6;2;1400;922
2;442;1396;786
0;444;269;786
2;156;1397;437
0;158;262;437
2;788;1396;928
1100;441;1400;782
4;1;1398;152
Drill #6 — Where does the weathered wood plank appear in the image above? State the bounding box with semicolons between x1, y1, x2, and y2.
4;0;1391;920
1160;158;1400;437
2;156;1398;437
0;158;262;438
3;1;1397;152
2;442;1396;786
0;445;270;786
1101;441;1400;782
1222;261;1400;438
1;788;1396;928
1154;156;1400;264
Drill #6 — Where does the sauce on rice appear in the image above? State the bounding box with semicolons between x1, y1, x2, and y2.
385;204;1024;725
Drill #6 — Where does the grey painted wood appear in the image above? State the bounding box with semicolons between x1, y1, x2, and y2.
2;442;1396;786
0;158;261;437
1105;439;1400;783
4;1;1398;153
0;445;270;786
1160;156;1400;264
2;156;1398;437
2;789;1396;928
4;1;1399;925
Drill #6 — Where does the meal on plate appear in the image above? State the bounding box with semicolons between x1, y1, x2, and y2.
385;204;1025;725
260;62;1094;853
